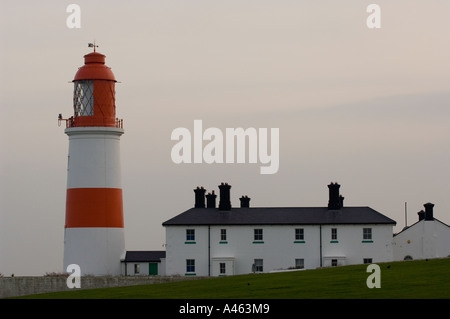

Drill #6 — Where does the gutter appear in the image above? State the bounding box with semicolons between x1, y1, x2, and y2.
319;224;322;267
208;225;211;277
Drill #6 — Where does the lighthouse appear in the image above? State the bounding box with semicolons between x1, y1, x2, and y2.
60;46;125;275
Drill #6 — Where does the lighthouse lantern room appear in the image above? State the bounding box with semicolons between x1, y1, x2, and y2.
61;46;125;276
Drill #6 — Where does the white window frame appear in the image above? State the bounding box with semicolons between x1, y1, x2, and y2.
220;263;226;274
220;229;227;241
186;229;195;242
295;258;304;269
253;259;263;273
331;228;337;241
186;259;195;274
295;228;304;241
254;229;263;241
363;228;372;241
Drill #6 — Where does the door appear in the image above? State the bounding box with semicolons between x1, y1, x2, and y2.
149;263;158;275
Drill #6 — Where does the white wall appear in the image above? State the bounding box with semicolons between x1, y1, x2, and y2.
122;261;165;276
165;226;210;276
321;224;394;266
393;220;450;260
210;225;321;275
63;228;125;276
66;127;124;189
165;223;394;276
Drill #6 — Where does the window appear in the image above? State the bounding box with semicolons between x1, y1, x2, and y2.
186;259;195;274
134;264;140;274
254;229;263;241
363;258;373;264
253;259;263;273
331;228;337;242
220;263;226;274
363;228;372;241
74;80;94;116
220;229;227;241
186;229;195;242
331;259;338;267
404;255;413;261
295;228;304;241
295;259;304;269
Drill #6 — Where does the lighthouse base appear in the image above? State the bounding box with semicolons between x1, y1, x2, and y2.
63;227;125;276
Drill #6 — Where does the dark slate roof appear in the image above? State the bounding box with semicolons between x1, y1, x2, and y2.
162;207;396;226
124;251;166;262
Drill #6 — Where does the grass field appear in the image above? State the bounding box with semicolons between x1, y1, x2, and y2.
14;258;450;299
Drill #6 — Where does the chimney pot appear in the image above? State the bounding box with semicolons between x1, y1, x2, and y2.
206;190;217;208
240;195;251;208
417;210;425;221
327;182;342;210
424;202;434;221
194;186;206;208
339;195;344;208
218;182;232;210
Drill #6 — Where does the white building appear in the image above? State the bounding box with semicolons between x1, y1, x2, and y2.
393;203;450;261
163;182;396;277
121;251;166;276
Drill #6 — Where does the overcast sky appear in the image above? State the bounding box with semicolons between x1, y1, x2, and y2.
1;1;449;276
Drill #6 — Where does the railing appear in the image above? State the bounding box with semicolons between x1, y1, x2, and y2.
58;116;76;128
58;115;123;129
115;118;123;129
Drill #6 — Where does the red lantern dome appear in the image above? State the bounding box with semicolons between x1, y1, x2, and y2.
73;52;116;81
69;50;121;128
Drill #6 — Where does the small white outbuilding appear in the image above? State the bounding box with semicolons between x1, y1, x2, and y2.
121;251;166;276
393;203;450;261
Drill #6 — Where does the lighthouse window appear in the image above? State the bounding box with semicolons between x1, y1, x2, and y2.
74;80;94;116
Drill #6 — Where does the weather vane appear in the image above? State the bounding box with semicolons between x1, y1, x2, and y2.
88;41;99;52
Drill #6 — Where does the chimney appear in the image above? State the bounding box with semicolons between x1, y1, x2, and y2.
194;186;206;208
339;195;344;208
417;210;425;221
240;195;251;208
424;202;434;221
206;191;217;208
327;182;342;210
218;182;232;211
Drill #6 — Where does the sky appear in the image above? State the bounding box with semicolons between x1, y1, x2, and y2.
0;0;449;276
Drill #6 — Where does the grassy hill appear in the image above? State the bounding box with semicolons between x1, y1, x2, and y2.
14;258;450;299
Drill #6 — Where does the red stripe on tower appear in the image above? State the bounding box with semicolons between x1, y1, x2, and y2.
65;188;124;228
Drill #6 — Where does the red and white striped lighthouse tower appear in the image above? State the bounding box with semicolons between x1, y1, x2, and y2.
61;46;125;275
